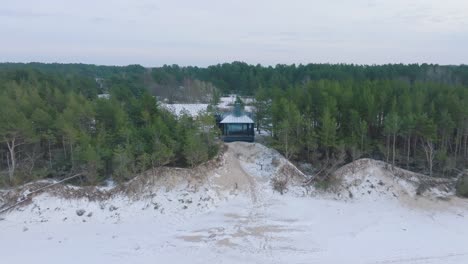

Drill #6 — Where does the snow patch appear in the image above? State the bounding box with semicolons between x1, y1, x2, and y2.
162;103;209;117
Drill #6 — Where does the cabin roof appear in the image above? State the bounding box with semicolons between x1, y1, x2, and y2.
220;114;254;124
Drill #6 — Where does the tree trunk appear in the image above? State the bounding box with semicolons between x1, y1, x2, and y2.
6;138;16;182
406;134;411;169
26;150;37;175
422;139;435;177
48;139;52;168
392;132;396;168
284;131;290;159
325;148;330;164
6;151;11;177
464;134;467;159
386;135;390;163
69;141;74;169
454;128;461;161
62;136;67;158
360;133;364;153
413;136;418;159
151;160;155;186
448;133;453;153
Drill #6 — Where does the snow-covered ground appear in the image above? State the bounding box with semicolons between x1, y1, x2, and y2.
161;95;255;118
218;95;254;111
1;143;468;264
161;103;209;116
219;95;236;109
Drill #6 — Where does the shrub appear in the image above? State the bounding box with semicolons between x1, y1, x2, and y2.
315;178;333;190
271;176;288;195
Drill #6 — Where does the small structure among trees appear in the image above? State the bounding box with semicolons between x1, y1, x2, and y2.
219;102;255;142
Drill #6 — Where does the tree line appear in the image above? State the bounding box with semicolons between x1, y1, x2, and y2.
0;68;219;186
254;80;467;178
147;62;467;177
1;62;467;184
150;62;468;95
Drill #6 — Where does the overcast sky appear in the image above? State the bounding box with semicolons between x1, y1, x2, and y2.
1;0;467;66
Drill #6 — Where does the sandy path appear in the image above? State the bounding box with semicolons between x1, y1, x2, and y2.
212;144;259;204
235;155;258;204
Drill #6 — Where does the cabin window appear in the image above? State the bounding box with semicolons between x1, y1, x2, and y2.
225;123;252;135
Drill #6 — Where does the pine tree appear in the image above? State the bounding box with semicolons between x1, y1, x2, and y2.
0;96;35;182
384;111;400;167
319;107;337;161
183;132;208;168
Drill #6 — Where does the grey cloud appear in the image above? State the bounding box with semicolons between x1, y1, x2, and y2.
0;0;467;66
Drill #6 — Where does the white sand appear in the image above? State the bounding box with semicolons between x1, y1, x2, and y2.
1;142;467;264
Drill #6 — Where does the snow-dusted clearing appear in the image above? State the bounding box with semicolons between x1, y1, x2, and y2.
161;103;209;116
160;95;255;119
218;95;255;112
1;143;468;264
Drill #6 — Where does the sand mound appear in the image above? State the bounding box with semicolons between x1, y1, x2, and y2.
0;142;308;220
330;158;457;201
2;144;468;264
2;144;461;221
